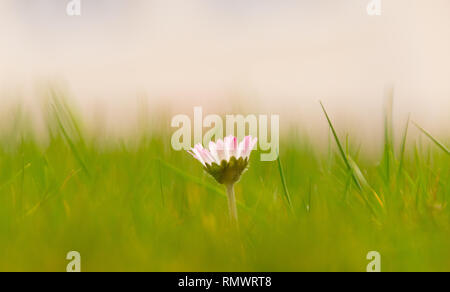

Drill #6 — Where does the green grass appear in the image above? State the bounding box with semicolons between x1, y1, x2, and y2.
0;95;449;272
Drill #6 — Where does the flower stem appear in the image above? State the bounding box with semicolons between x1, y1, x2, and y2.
226;183;238;224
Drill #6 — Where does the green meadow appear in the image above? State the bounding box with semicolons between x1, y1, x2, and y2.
0;92;449;272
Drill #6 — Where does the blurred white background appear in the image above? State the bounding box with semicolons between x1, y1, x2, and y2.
0;0;449;142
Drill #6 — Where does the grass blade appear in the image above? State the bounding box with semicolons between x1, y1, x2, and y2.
53;104;91;178
0;163;31;192
320;101;384;211
320;101;361;190
382;95;394;184
413;122;449;155
276;153;294;213
397;115;410;178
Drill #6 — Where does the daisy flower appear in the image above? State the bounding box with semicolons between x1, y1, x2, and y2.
188;135;258;223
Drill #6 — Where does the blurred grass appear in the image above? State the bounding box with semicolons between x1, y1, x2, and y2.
0;91;449;272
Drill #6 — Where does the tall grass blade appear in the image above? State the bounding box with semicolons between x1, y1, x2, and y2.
397;115;410;178
158;160;165;206
413;122;449;155
276;154;294;213
52;104;91;178
0;163;31;192
320;101;383;211
320;101;361;190
382;94;395;184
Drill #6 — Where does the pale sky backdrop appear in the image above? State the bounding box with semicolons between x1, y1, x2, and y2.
0;0;449;143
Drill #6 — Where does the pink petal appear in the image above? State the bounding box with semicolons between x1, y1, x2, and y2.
231;136;238;158
187;150;197;159
215;139;226;162
191;146;206;166
208;141;220;164
237;139;245;158
194;144;213;165
248;137;258;158
224;136;235;161
243;136;251;158
239;136;258;159
201;149;215;165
